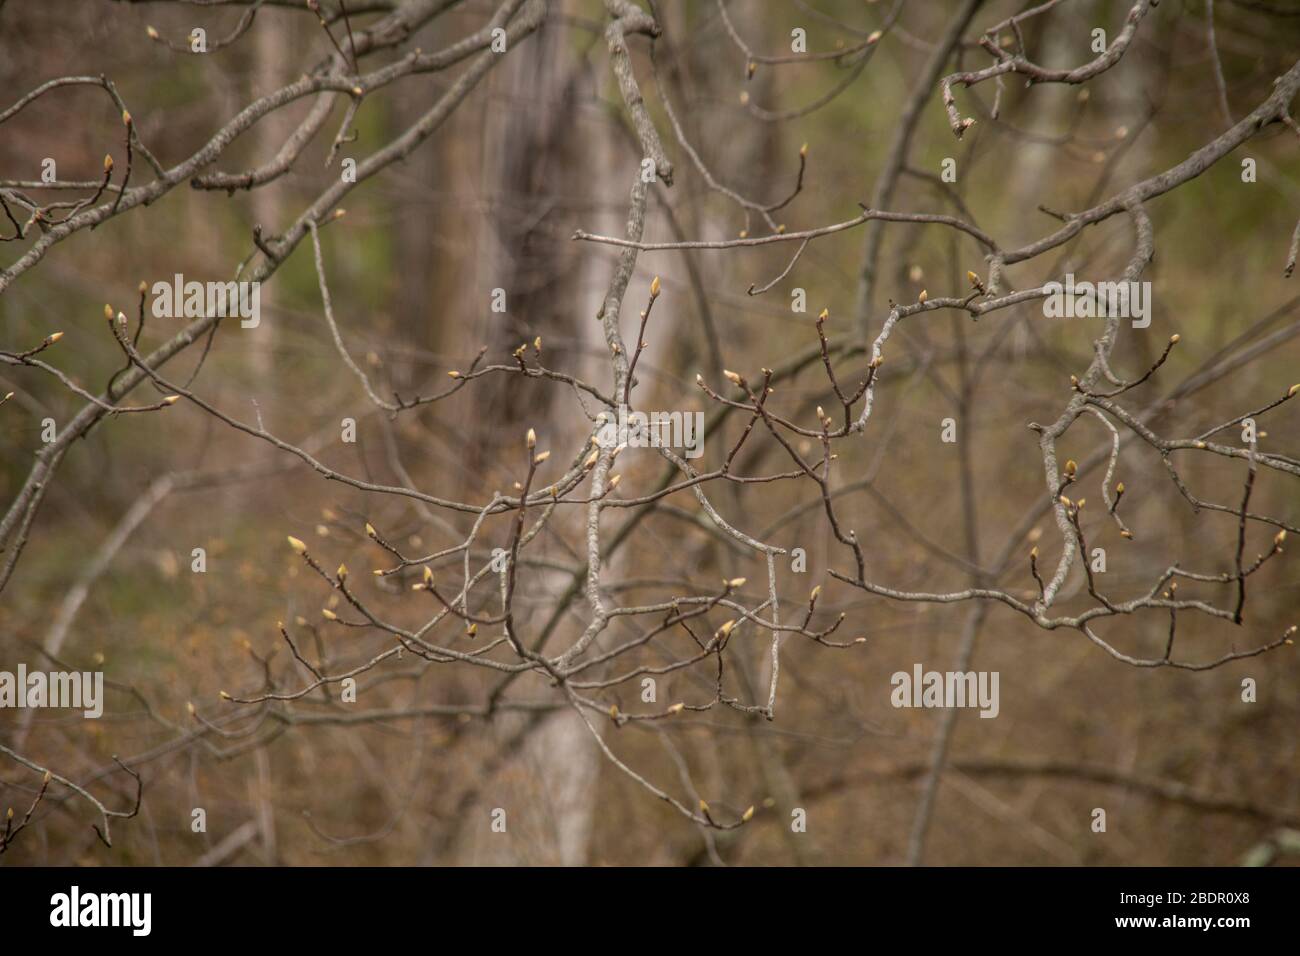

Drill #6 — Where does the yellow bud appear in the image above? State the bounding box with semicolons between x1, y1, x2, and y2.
728;577;747;588
43;770;51;784
163;395;180;405
1275;530;1287;546
867;29;882;44
718;619;735;637
608;704;619;718
534;450;551;465
1289;384;1300;398
810;585;821;602
104;304;114;320
799;142;808;157
699;799;710;813
337;563;348;582
818;307;829;321
122;109;132;125
365;523;377;538
186;701;196;715
146;25;160;39
1030;545;1038;559
1064;459;1077;476
650;276;661;297
668;702;685;714
723;370;742;385
1115;481;1125;495
423;566;434;585
918;289;928;303
526;428;537;449
104;154;113;172
1170;334;1180;344
742;805;755;822
219;691;231;700
47;331;63;343
287;536;307;554
967;270;979;285
608;474;622;489
322;608;338;621
448;370;462;379
466;623;478;637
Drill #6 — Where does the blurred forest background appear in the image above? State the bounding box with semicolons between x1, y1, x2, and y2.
1;0;1298;866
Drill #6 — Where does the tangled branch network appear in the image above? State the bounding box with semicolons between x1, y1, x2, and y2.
1;0;1298;853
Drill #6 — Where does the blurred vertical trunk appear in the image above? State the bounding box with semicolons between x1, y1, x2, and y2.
248;19;291;382
435;2;602;866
